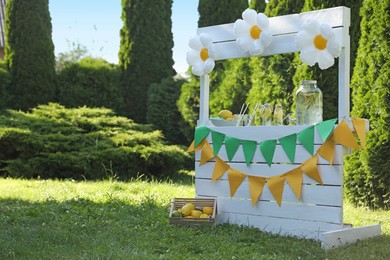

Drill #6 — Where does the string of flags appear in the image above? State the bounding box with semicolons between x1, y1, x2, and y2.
187;118;367;207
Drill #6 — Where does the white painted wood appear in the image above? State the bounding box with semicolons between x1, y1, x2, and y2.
321;224;382;250
195;162;343;186
195;179;343;206
217;198;342;224
217;212;343;240
198;74;210;125
195;144;344;165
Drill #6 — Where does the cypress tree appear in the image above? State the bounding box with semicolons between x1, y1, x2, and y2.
249;0;266;12
119;0;175;123
344;0;390;209
4;0;56;110
292;0;362;120
246;0;304;120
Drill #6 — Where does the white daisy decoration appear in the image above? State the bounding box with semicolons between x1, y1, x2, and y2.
233;9;272;56
186;33;215;76
295;19;341;70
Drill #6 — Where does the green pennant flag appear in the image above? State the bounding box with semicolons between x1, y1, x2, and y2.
241;140;257;166
297;125;315;155
211;131;225;157
317;118;337;142
279;133;297;163
225;137;241;162
259;139;277;167
194;126;210;147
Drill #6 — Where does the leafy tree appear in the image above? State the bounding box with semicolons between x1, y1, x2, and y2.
249;0;266;12
55;42;88;72
4;0;56;111
292;0;362;120
344;0;389;209
119;0;175;123
247;0;304;120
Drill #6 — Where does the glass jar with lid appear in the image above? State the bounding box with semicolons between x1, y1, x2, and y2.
295;80;323;125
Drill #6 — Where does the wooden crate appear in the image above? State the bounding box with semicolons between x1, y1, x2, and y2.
169;198;217;227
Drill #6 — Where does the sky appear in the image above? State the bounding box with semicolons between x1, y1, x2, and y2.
49;0;199;75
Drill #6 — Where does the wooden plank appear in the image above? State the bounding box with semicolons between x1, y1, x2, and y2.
195;162;343;186
216;212;343;241
195;179;343;206
217;198;342;224
195;144;344;165
199;74;210;125
321;224;382;250
198;6;349;42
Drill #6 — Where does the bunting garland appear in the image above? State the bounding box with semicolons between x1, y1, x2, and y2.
188;118;366;207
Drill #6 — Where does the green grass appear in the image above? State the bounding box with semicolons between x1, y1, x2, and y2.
0;177;389;259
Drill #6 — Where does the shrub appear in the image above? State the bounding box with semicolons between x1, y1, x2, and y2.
0;103;192;180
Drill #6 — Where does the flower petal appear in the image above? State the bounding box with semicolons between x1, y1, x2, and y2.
303;19;320;35
192;61;205;76
260;31;272;47
295;31;313;50
257;13;269;29
327;38;341;57
319;23;333;40
249;41;264;56
236;37;252;52
300;46;318;66
186;50;200;65
203;59;215;74
242;9;257;25
318;50;335;70
200;33;213;48
189;36;203;50
233;19;250;37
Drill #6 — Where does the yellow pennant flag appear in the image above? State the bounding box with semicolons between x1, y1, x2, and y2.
267;175;285;207
332;120;360;150
352;118;367;149
228;168;247;198
200;140;215;165
187;139;206;153
317;137;336;165
248;176;266;207
284;168;303;200
301;155;323;185
211;157;230;182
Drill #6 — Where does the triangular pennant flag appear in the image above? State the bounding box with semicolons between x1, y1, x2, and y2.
228;168;247;197
297;125;315;155
200;140;214;165
267;175;285;207
317;118;337;142
187;140;196;153
194;126;210;147
332;120;360;150
352;118;367;149
241;140;257;166
285;168;303;200
225;137;241;162
279;133;297;163
259;139;277;167
187;139;206;153
317;137;336;165
248;176;266;206
211;157;230;182
301;155;323;184
211;131;225;156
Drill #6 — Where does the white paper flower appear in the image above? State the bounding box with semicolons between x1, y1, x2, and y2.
186;33;215;76
295;19;341;70
233;9;272;56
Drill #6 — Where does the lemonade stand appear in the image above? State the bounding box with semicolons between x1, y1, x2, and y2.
186;6;381;249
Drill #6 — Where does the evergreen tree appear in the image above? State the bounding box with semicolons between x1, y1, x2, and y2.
249;0;266;12
292;0;362;120
119;0;175;123
344;0;389;209
247;0;304;121
4;0;56;110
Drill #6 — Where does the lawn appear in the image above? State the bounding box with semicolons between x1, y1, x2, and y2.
0;177;389;259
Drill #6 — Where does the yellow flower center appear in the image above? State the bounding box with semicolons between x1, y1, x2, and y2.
200;48;209;61
250;25;262;39
313;34;327;50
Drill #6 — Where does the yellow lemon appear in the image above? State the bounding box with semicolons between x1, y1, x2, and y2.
200;214;209;218
181;203;195;217
184;216;194;218
191;210;203;218
218;110;233;119
202;206;213;215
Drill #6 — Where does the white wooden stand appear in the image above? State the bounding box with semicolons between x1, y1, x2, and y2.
194;7;381;249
